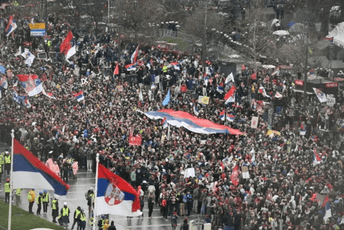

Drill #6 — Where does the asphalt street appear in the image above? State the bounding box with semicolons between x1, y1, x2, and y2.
0;143;203;230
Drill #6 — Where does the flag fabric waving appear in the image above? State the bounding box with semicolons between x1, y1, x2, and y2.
322;196;332;223
74;91;84;102
113;64;119;75
142;109;243;135
6;15;17;36
60;31;73;55
0;76;8;89
96;164;141;216
220;110;234;122
225;73;234;84
42;87;56;99
224;86;236;104
313;88;327;103
193;103;199;116
131;45;139;64
230;165;240;186
13;139;70;195
17;74;43;96
21;49;35;67
162;89;171;106
313;149;322;167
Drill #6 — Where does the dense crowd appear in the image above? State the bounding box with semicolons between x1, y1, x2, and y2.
0;14;344;230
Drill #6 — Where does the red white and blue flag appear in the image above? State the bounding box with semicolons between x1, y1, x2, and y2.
42;87;56;99
5;15;17;36
131;45;139;64
220;110;234;122
169;62;180;71
74;91;84;102
224;86;236;104
0;76;8;89
13;139;70;195
313;149;322;167
17;74;43;96
143;109;243;135
96;164;141;216
322;196;332;223
60;30;76;60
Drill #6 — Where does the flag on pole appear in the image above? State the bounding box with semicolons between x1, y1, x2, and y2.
322;196;332;223
96;163;142;216
60;31;73;55
131;45;139;64
224;86;236;104
74;91;84;102
225;73;234;84
313;88;327;103
5;15;17;36
220;110;234;122
12;139;69;195
312;149;322;167
162;89;171;106
42;87;56;99
113;64;119;75
20;49;35;67
230;165;240;186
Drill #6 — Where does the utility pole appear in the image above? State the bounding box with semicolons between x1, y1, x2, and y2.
303;26;308;111
201;0;208;72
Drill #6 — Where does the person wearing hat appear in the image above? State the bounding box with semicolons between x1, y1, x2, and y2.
171;211;178;230
4;178;10;203
4;150;10;175
60;202;70;229
42;189;50;215
77;209;87;230
28;188;36;214
180;218;189;230
71;206;82;230
36;191;43;216
51;196;59;223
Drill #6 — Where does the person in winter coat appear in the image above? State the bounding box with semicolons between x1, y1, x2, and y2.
171;211;178;230
148;193;155;219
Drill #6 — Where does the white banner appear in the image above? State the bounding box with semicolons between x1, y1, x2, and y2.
184;168;195;178
251;116;259;129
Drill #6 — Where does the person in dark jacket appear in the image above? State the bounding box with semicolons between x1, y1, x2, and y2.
108;220;116;230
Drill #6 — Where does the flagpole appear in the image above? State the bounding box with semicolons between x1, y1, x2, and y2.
8;129;14;230
93;153;100;230
167;124;170;140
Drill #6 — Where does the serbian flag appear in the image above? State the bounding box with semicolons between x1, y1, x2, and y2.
230;165;240;186
126;63;136;71
74;91;84;102
5;15;17;36
143;109;243;135
220;110;234;122
17;74;43;96
96;163;142;216
60;30;73;55
313;88;327;103
322;196;332;223
170;62;180;71
131;45;139;64
224;86;236;104
0;76;8;89
113;64;119;75
13;139;69;195
312;149;321;167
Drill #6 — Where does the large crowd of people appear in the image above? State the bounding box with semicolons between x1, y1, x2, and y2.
0;12;344;230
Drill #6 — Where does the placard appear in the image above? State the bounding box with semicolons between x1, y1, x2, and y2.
198;96;209;105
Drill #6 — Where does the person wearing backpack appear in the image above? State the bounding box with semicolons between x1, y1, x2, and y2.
161;197;168;219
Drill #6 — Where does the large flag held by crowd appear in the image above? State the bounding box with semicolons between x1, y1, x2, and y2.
143;109;243;135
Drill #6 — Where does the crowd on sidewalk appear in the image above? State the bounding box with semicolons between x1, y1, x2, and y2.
0;13;344;230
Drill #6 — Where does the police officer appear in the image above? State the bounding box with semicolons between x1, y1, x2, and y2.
71;206;81;230
0;151;4;182
4;178;10;203
98;215;106;230
36;191;43;216
28;188;35;214
4;150;10;175
60;202;70;229
52;197;59;223
42;189;50;214
15;188;22;206
78;209;87;230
